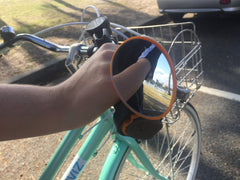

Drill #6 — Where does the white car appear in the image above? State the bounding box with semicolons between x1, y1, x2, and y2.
157;0;240;17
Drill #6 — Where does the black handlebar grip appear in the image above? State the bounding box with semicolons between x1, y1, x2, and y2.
0;26;16;43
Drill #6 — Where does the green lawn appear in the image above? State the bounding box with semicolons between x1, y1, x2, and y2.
0;0;97;34
0;0;157;80
0;0;102;79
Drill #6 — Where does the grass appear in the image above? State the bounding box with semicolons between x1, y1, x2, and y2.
0;0;130;81
0;0;96;34
144;83;172;107
0;0;157;80
0;0;99;80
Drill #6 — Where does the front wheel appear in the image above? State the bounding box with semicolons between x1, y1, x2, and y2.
115;103;201;180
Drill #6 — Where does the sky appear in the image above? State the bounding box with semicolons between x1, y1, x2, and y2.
153;53;172;87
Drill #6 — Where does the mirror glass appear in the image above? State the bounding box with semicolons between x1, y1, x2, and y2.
111;37;176;119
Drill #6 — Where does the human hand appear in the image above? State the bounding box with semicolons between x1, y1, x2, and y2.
60;43;151;128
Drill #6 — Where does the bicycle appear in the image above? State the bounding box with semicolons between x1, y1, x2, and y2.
0;5;203;180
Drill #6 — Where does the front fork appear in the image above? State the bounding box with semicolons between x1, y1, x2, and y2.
61;109;114;180
99;134;169;180
39;109;114;180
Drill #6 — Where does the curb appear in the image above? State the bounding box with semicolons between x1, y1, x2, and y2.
6;15;166;85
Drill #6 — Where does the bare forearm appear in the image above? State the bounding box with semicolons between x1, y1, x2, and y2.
0;44;151;141
0;84;67;140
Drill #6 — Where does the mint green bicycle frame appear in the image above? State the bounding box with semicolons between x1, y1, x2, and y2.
39;109;168;180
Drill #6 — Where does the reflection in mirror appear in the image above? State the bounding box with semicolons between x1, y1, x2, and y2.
111;36;176;119
143;53;173;116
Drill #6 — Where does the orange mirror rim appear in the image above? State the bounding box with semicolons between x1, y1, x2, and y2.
110;36;177;120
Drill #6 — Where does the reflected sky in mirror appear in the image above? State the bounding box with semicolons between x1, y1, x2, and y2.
143;53;173;115
153;54;171;86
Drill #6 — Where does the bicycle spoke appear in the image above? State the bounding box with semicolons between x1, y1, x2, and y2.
116;104;201;180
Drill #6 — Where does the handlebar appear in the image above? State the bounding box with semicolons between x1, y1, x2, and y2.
0;17;192;103
0;16;115;76
0;31;70;53
0;15;113;51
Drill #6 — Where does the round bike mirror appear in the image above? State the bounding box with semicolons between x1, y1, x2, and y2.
110;36;177;120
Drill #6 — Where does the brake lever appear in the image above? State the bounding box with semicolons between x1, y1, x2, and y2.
65;43;93;74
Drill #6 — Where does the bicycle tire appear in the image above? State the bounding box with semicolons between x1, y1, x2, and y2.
114;103;201;180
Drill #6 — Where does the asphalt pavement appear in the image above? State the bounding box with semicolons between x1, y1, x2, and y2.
171;13;240;180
